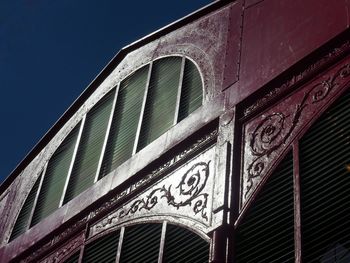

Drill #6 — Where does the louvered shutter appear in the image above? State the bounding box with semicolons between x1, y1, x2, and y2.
178;59;202;122
236;151;295;262
99;66;149;177
64;90;115;203
163;224;209;263
120;223;162;263
31;124;80;226
300;89;350;262
83;230;120;263
137;57;182;151
63;251;80;263
9;173;42;241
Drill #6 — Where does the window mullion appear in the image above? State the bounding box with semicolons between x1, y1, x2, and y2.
59;116;86;207
27;162;48;229
78;242;85;263
158;221;167;263
293;142;302;263
116;226;125;263
173;56;186;125
132;62;153;155
94;86;120;182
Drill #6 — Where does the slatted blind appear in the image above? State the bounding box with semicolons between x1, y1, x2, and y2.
64;90;115;203
163;224;209;263
31;124;81;226
137;57;182;150
99;66;149;178
9;173;42;241
300;89;350;262
58;223;209;262
83;230;120;263
63;251;80;263
15;56;203;230
178;59;203;122
120;223;162;263
236;151;295;262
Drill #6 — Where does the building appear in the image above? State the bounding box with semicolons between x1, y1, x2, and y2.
0;0;349;262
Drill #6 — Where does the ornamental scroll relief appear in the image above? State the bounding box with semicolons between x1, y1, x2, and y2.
242;60;350;208
91;146;215;237
39;233;84;263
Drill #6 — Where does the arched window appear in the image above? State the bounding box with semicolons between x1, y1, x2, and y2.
10;56;203;240
100;56;203;177
63;222;210;263
235;88;350;262
235;151;295;262
299;88;350;262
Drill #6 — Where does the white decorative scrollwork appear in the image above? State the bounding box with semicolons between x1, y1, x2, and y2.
243;62;350;207
91;147;215;236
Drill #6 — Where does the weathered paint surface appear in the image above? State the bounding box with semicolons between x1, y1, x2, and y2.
1;0;350;262
238;0;349;100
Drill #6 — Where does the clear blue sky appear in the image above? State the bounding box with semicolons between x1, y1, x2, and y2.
0;0;211;183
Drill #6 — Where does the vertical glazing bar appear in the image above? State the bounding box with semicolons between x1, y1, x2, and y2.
78;243;85;263
94;86;120;182
132;62;153;155
158;221;167;263
115;226;125;263
173;56;186;125
78;223;89;263
27;162;48;229
293;142;302;263
59;115;86;207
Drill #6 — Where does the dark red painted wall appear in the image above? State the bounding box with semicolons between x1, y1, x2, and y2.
1;1;350;262
237;0;349;101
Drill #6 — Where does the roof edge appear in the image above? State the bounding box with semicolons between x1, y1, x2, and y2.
0;0;234;194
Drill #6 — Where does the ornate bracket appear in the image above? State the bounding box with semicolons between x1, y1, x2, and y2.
241;56;350;208
117;161;211;221
91;146;216;237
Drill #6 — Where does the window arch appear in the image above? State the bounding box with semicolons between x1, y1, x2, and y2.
10;56;203;240
299;88;350;262
235;87;350;262
63;222;210;263
235;151;295;262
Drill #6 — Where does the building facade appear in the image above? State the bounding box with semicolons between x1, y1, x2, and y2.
0;0;350;262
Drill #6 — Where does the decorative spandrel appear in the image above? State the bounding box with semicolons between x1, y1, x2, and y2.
241;58;350;209
91;146;215;236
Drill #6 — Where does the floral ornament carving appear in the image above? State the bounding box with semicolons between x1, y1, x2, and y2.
117;161;210;221
91;147;215;237
243;62;350;206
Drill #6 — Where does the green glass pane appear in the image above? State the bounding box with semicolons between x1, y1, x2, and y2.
178;59;203;122
137;57;182;150
99;65;149;177
63;251;80;263
164;224;209;263
236;152;294;262
83;231;120;263
31;124;80;226
9;173;42;241
64;89;115;203
300;89;350;262
120;224;162;263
